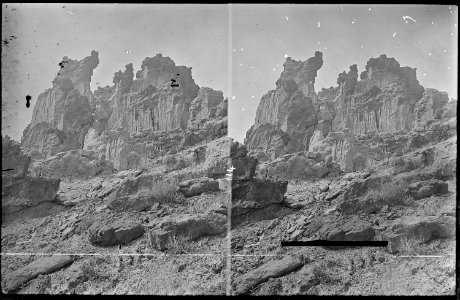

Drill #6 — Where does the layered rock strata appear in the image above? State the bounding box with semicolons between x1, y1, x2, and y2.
246;52;456;174
21;52;228;175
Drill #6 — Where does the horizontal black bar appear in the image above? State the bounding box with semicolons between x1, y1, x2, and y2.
281;240;389;247
2;169;14;172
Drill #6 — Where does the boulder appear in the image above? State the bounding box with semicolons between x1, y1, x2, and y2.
107;196;152;212
393;157;417;175
232;255;304;295
232;178;288;216
232;156;258;180
386;216;455;253
88;216;145;246
408;179;448;200
2;176;60;215
337;197;382;215
319;217;375;242
178;177;219;197
1;255;74;293
148;213;226;250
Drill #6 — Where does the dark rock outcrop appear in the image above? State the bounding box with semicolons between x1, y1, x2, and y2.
178;177;220;197
231;142;288;220
232;255;304;295
148;213;227;250
88;214;145;246
385;216;455;253
407;179;449;200
2;136;60;219
1;255;75;293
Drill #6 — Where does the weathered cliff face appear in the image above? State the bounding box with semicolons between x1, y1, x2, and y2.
2;135;31;178
413;88;449;129
102;54;200;134
280;51;323;98
246;53;455;174
21;51;227;175
21;51;99;159
188;87;227;131
2;135;60;219
331;54;425;135
245;52;323;160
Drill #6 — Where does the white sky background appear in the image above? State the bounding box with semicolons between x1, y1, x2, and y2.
1;4;458;143
1;3;228;140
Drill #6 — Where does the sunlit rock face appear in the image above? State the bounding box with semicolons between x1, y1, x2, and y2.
21;51;99;159
331;54;425;135
21;51;227;174
245;52;323;160
245;53;455;174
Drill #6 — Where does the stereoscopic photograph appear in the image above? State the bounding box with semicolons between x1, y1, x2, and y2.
1;4;457;296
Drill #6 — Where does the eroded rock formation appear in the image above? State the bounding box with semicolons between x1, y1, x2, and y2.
21;51;99;159
245;52;323;160
21;51;228;175
246;52;456;174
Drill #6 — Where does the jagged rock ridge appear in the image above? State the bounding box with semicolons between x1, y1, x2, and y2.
21;51;228;174
245;52;457;173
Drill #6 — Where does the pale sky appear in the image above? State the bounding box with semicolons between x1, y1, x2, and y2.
1;3;228;140
1;4;458;143
230;4;458;143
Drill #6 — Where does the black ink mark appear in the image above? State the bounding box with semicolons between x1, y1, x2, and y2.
3;40;9;46
170;79;179;87
26;95;31;108
2;169;15;172
281;240;389;248
58;60;69;69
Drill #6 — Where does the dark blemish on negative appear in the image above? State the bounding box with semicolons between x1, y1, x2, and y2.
59;60;69;69
170;79;179;87
3;40;9;46
26;95;31;108
2;169;15;172
10;36;17;40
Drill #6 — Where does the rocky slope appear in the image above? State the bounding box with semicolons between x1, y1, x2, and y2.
1;49;456;296
2;51;230;295
232;52;456;295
